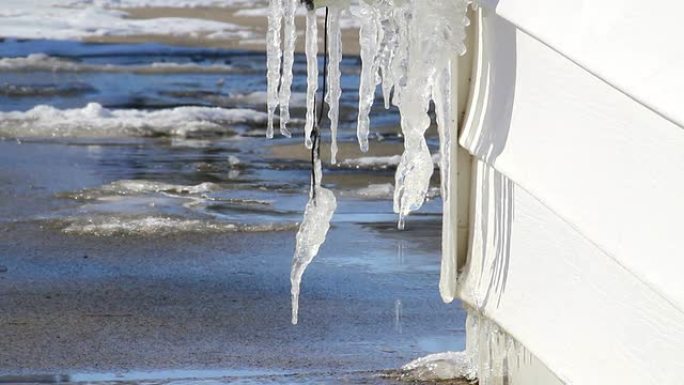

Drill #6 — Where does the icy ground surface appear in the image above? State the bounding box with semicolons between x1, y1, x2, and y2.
0;39;466;384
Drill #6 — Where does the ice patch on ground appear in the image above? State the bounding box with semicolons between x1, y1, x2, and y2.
0;103;268;138
0;54;239;74
60;216;296;236
63;180;220;200
226;91;307;108
401;351;473;382
338;153;440;170
340;183;439;201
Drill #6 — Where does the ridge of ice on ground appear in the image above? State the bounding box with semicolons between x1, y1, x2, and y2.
60;216;297;236
0;103;269;138
401;351;472;381
0;54;239;73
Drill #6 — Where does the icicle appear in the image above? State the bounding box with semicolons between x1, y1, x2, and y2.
304;10;319;149
434;65;458;303
325;6;342;164
266;0;284;139
278;0;298;138
355;1;380;153
290;186;336;325
376;2;400;110
393;0;470;229
290;137;336;324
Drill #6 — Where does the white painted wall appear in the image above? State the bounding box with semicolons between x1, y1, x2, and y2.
456;7;684;385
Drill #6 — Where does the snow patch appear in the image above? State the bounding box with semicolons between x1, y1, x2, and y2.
0;103;268;138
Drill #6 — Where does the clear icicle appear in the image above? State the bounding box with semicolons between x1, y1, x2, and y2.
290;186;337;325
304;10;319;149
355;1;380;153
434;66;458;303
376;2;400;110
325;6;343;164
266;0;284;139
278;0;297;138
393;0;470;229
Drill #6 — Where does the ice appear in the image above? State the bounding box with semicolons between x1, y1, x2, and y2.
271;0;473;341
0;103;269;138
434;66;458;303
266;0;284;138
277;0;298;137
325;6;343;164
290;186;337;325
60;216;296;236
464;309;531;385
354;1;380;153
0;54;238;74
401;351;472;382
402;310;531;384
304;9;319;149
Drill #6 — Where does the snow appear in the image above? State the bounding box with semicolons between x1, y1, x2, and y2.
0;0;251;41
0;103;269;138
69;0;265;8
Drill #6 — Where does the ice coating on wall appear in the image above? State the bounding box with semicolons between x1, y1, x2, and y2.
402;309;532;384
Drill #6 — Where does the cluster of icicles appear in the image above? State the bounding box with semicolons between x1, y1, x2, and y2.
266;0;472;325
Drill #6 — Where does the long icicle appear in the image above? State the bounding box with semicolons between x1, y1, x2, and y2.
303;9;318;149
325;6;342;164
356;1;380;153
291;7;336;326
278;0;297;137
434;65;459;303
266;0;284;139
